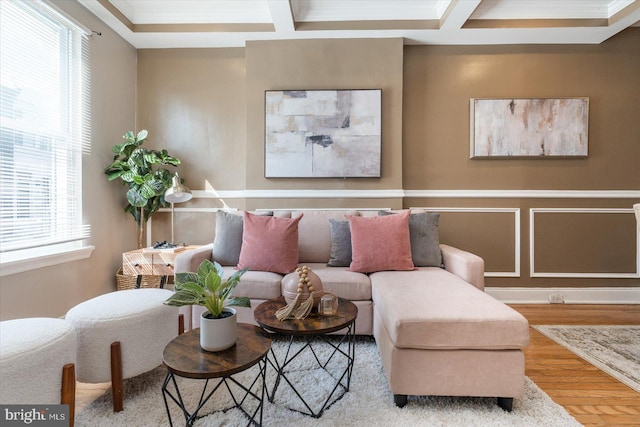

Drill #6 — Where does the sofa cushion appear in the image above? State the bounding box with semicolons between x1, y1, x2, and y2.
293;210;360;263
379;210;442;267
371;268;529;350
222;268;283;300
327;219;352;267
237;212;303;274
285;263;371;301
347;210;415;273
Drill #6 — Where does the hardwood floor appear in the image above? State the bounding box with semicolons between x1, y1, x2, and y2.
75;304;640;426
512;304;640;427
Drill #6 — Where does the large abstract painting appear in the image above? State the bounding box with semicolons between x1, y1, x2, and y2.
470;98;589;158
265;89;381;178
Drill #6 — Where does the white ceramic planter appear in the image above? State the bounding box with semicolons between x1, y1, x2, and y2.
199;307;237;352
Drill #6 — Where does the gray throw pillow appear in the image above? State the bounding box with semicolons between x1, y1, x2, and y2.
379;211;442;267
212;210;243;266
212;210;273;266
327;219;352;267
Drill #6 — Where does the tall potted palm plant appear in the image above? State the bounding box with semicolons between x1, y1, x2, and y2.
104;130;181;248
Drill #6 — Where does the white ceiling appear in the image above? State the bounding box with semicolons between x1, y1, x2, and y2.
78;0;640;49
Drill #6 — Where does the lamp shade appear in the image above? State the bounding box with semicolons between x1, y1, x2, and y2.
164;173;192;204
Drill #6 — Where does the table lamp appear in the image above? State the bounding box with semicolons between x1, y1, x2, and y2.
164;173;192;245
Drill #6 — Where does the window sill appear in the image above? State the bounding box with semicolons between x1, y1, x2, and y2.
0;243;95;277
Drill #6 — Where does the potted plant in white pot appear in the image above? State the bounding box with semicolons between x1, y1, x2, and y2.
165;259;250;351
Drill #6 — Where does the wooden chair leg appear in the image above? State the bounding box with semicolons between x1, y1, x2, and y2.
178;313;185;335
110;341;124;412
61;363;76;427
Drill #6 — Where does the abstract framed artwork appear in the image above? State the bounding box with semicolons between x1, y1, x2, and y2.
470;98;589;158
265;89;382;178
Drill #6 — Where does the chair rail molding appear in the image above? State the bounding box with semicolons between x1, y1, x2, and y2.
186;189;640;200
402;190;640;199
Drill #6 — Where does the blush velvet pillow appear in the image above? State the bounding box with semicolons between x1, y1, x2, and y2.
379;210;442;267
212;210;273;266
346;210;414;273
237;212;303;274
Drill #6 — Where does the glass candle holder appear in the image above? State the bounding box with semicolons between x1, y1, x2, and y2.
318;292;338;316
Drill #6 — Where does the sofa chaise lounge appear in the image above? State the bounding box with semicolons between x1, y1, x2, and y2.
175;209;530;410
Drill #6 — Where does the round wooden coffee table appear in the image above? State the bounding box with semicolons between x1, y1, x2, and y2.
162;323;271;426
254;296;357;418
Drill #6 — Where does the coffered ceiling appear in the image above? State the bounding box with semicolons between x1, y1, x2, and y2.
78;0;640;48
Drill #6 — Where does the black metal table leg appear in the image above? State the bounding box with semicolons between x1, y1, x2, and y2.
162;354;267;427
267;322;356;418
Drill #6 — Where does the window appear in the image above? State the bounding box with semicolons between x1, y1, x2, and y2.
0;0;92;275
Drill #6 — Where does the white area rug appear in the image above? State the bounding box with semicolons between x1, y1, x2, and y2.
76;337;581;427
534;325;640;393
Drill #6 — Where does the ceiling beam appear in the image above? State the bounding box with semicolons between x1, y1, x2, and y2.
601;0;640;42
609;0;640;26
440;0;481;30
75;0;640;49
266;0;295;33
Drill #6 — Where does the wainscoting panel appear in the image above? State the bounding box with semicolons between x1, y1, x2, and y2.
530;208;639;278
415;207;520;277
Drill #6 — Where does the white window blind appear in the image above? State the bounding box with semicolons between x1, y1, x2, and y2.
0;0;91;253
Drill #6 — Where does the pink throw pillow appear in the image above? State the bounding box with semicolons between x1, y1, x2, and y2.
347;210;414;273
237;212;303;274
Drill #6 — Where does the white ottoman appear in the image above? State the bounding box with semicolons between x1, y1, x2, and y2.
0;318;76;406
66;289;179;411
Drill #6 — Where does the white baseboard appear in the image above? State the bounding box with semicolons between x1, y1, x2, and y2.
485;287;640;304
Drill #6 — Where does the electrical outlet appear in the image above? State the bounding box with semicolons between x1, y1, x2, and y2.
548;293;564;304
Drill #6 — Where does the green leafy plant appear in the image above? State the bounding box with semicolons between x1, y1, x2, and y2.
104;130;181;248
165;259;250;319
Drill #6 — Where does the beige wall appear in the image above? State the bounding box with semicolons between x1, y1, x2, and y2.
403;28;639;288
136;48;247;193
244;38;404;209
403;32;639;191
140;38;405;244
0;1;138;320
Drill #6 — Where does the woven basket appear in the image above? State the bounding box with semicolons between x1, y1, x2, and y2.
116;267;164;290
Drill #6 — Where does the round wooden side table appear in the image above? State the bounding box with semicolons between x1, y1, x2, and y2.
254;296;358;418
162;323;271;426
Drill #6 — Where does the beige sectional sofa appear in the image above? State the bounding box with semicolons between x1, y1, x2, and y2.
174;209;530;411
